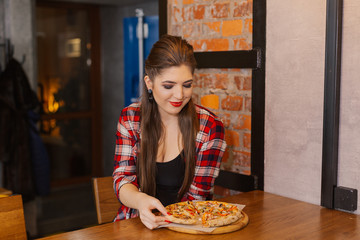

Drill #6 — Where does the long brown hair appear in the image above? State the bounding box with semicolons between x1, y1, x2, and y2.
137;35;199;201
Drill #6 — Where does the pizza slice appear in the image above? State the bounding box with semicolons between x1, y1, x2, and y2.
165;201;198;225
194;201;242;227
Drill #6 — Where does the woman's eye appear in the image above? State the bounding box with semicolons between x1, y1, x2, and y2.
183;83;192;88
163;85;173;89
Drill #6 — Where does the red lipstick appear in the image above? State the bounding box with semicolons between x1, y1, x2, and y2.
170;101;183;107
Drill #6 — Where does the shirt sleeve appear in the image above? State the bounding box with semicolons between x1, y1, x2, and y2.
185;115;227;201
112;108;140;202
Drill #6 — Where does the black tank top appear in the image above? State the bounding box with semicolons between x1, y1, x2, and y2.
156;153;185;207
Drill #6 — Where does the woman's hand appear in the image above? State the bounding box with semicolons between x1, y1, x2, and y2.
119;183;171;229
137;193;170;229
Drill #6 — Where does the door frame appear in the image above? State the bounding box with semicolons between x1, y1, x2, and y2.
36;1;102;186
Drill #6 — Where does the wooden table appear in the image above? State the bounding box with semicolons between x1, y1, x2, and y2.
38;191;360;239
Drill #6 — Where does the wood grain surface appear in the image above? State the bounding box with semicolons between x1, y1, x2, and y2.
0;195;27;240
38;191;360;240
92;176;121;224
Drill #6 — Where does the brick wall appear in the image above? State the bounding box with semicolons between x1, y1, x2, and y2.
168;0;253;179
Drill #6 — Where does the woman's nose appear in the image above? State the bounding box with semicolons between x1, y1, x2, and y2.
174;86;184;99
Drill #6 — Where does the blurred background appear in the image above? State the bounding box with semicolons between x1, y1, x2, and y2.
0;0;159;238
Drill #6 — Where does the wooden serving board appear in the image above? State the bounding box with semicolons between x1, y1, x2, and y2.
166;211;249;235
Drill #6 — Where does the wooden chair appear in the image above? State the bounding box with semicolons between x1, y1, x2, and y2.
92;176;121;224
0;187;13;196
0;194;27;240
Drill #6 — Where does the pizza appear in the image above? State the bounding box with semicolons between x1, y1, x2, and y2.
165;200;243;228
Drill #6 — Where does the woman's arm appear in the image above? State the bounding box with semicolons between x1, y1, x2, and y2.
184;112;227;201
113;109;140;202
113;106;169;229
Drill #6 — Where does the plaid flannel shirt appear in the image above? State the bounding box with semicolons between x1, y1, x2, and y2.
112;102;226;221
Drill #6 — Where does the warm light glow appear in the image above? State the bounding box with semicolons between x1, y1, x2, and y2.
45;78;61;113
48;94;59;113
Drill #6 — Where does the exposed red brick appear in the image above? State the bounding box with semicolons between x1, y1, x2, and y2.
201;94;219;110
170;24;182;36
243;76;252;90
193;73;202;88
233;150;251;167
192;38;230;51
234;38;251;50
222;148;230;163
218;112;231;128
221;96;243;111
203;21;221;35
202;75;218;89
182;5;193;21
234;0;253;17
210;2;230;18
244;96;251;112
183;0;194;4
183;22;201;38
193;5;205;19
225;129;240;147
234;75;252;90
194;73;210;87
245;18;253;33
234;114;251;130
222;19;243;37
172;6;182;23
243;132;251;150
234;76;242;90
214;73;229;90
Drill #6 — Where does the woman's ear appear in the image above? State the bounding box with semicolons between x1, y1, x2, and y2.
144;75;153;90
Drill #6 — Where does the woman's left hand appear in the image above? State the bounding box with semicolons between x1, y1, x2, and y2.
137;193;170;229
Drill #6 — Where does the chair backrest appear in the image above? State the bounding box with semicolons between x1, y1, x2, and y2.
0;187;13;195
0;194;27;240
92;176;121;224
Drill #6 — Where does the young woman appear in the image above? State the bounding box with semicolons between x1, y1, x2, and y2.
112;35;226;229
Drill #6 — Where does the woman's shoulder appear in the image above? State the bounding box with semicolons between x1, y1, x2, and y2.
195;104;219;120
120;102;141;122
195;104;224;128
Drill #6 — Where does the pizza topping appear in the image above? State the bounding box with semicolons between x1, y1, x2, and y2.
166;200;242;227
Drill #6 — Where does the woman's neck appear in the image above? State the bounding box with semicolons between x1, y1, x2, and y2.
159;110;179;126
157;113;182;163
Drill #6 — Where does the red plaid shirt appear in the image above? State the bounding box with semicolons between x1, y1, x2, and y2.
112;103;226;221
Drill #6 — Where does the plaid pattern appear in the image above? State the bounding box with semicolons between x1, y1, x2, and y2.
112;103;226;221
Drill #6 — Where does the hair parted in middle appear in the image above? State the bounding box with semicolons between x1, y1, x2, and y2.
138;34;199;200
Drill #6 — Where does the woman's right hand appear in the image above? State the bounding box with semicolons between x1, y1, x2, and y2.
137;193;170;229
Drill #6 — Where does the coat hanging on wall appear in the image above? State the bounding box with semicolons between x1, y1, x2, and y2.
0;53;50;201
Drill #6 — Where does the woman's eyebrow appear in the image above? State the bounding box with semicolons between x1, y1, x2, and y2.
162;79;193;84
